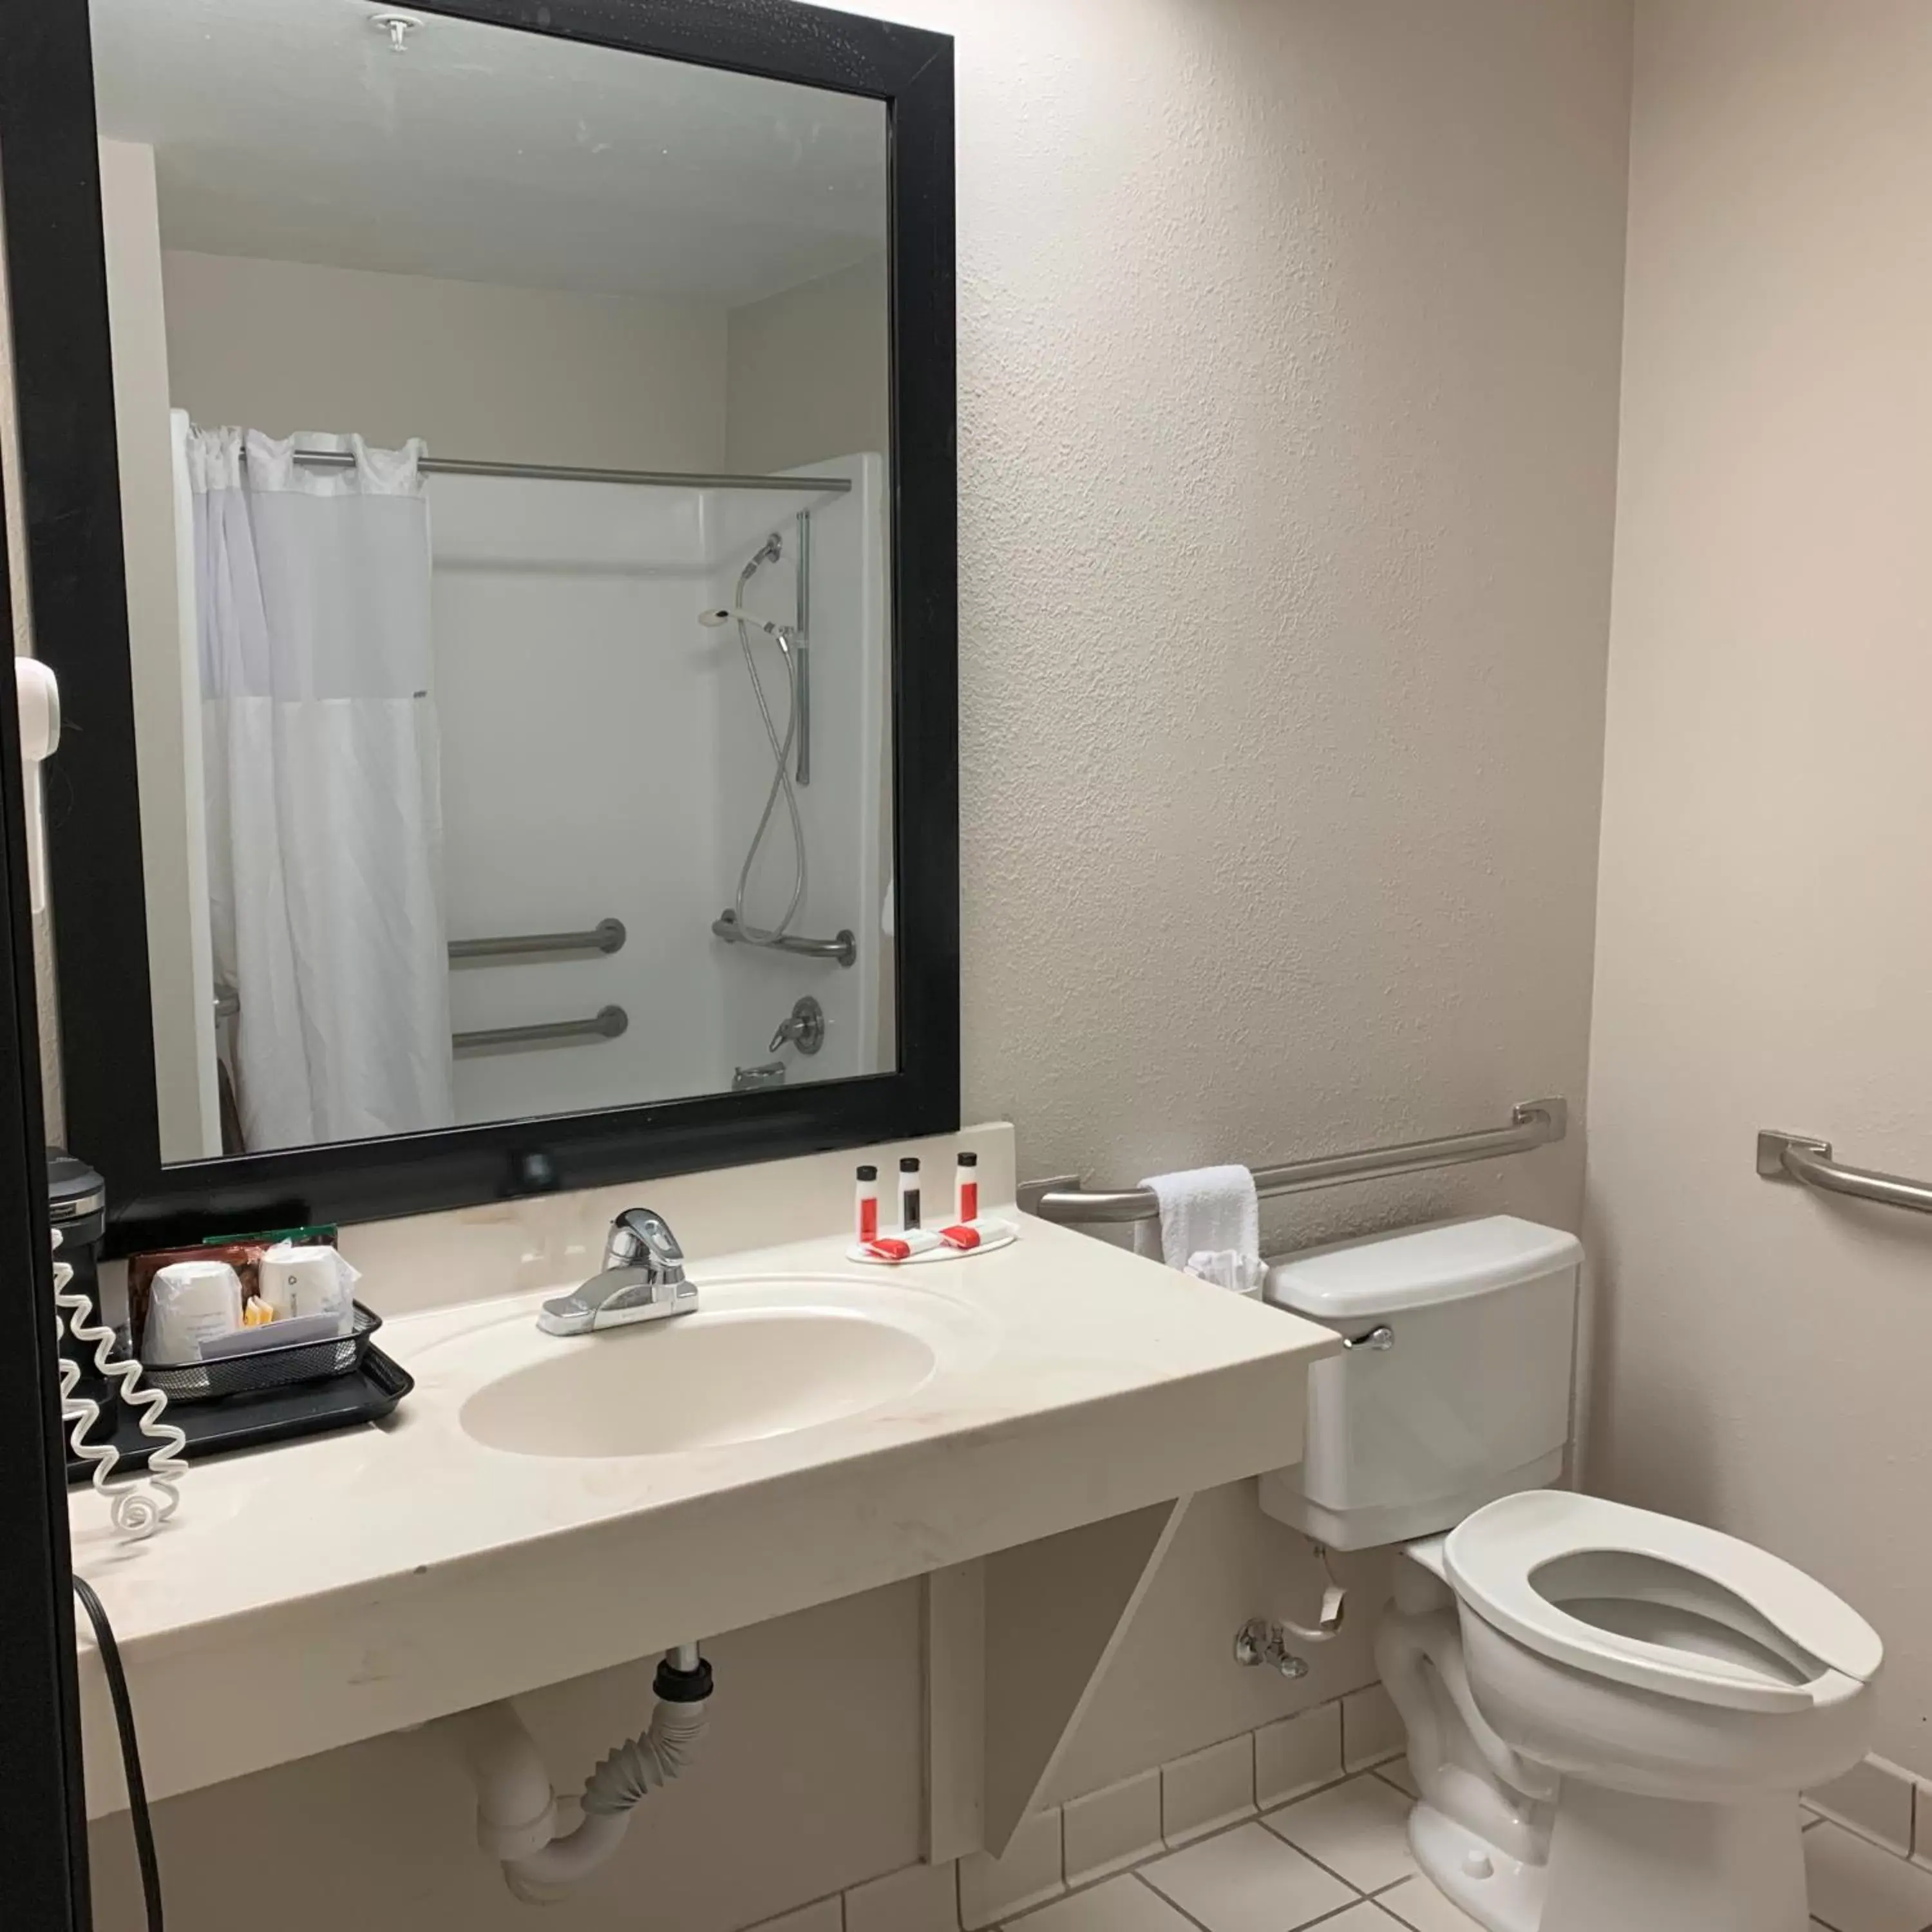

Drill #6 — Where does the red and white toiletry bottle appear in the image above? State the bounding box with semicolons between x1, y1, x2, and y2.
898;1157;923;1232
955;1150;979;1224
855;1165;880;1245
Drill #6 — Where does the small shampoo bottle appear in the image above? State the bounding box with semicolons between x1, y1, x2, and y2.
855;1165;880;1245
954;1150;979;1224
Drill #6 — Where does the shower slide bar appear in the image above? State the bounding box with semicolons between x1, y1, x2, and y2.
449;918;627;964
1021;1097;1569;1226
1757;1130;1932;1217
711;910;857;969
281;448;853;495
453;1006;629;1057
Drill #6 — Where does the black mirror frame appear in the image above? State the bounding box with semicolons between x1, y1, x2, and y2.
0;0;958;1258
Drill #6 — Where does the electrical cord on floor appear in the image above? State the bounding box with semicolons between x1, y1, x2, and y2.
72;1574;164;1932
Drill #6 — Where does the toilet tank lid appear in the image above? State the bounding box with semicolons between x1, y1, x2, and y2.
1264;1216;1581;1320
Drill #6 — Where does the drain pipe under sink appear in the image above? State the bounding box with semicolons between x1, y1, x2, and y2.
443;1645;714;1904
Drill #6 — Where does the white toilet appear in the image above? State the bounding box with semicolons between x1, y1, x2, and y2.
1258;1217;1881;1932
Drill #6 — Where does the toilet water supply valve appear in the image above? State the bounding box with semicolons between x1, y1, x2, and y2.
1233;1330;1383;1672
1236;1542;1349;1677
446;1646;714;1904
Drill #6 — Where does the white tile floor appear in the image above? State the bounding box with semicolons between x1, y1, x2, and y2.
997;1770;1932;1932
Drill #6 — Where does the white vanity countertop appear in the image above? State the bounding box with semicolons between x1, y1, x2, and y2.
71;1178;1338;1815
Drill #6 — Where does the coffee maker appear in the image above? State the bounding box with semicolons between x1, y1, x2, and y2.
47;1148;115;1383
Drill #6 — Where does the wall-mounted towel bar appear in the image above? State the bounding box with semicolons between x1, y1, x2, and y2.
453;1006;629;1057
1021;1097;1569;1226
1757;1130;1932;1217
710;910;857;969
449;919;627;965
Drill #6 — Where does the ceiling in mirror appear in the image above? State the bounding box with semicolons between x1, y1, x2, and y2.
90;0;890;301
84;0;897;1164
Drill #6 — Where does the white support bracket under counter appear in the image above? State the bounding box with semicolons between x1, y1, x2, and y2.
926;1496;1193;1862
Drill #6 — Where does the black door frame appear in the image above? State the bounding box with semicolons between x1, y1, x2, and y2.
0;486;90;1915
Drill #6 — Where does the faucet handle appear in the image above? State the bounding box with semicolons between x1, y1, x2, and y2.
605;1208;684;1278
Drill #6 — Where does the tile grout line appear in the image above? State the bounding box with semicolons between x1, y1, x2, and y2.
906;1713;1932;1932
1255;1768;1426;1904
992;1791;1389;1931
1127;1859;1378;1932
1123;1866;1227;1932
1138;1790;1388;1932
994;1765;1412;1928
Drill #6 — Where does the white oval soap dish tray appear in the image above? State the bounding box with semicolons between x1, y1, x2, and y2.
846;1219;1019;1267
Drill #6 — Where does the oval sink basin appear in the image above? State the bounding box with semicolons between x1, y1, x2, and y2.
453;1275;994;1460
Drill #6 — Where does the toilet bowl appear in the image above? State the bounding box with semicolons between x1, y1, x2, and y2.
1378;1493;1879;1932
1258;1218;1884;1932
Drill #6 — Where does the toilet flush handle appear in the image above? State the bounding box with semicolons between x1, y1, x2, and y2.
1343;1325;1394;1352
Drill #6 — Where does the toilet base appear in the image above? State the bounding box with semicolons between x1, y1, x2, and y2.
1408;1784;1810;1932
1539;1782;1809;1932
1408;1801;1544;1932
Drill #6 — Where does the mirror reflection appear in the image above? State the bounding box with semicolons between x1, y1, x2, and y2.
88;0;895;1161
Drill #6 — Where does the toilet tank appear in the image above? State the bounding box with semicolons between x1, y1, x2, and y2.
1256;1217;1581;1551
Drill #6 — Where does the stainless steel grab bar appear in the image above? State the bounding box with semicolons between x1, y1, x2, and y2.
453;1006;629;1056
711;910;857;969
450;918;627;964
1757;1130;1932;1216
1021;1098;1568;1226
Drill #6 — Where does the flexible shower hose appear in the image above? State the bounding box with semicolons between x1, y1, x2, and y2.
728;547;808;942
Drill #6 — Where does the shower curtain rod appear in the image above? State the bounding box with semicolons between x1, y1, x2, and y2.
281;448;853;495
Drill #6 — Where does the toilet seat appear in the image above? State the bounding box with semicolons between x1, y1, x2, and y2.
1445;1492;1882;1715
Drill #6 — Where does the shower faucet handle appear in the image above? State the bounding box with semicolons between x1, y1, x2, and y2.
769;996;826;1057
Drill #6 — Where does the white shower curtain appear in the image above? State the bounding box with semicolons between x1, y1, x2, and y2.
182;426;454;1151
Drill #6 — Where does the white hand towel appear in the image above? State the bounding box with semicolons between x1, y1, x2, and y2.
1137;1165;1260;1287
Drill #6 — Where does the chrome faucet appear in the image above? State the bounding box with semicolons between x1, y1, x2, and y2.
538;1209;698;1336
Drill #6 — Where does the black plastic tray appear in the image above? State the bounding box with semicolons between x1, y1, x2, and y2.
64;1345;413;1482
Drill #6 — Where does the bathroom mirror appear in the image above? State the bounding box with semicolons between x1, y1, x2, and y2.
1;0;957;1249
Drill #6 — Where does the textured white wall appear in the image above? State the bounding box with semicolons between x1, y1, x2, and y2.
896;0;1628;1227
914;0;1631;1794
84;2;1633;1926
1587;0;1932;1776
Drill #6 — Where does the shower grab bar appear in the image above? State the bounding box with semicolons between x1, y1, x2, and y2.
711;910;857;969
453;1006;629;1056
1757;1130;1932;1217
794;509;813;788
1020;1098;1569;1226
450;918;627;964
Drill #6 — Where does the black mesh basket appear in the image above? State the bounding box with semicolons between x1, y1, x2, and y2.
131;1302;383;1405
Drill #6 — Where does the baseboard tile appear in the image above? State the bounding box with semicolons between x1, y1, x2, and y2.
804;1725;1932;1932
1809;1754;1918;1859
